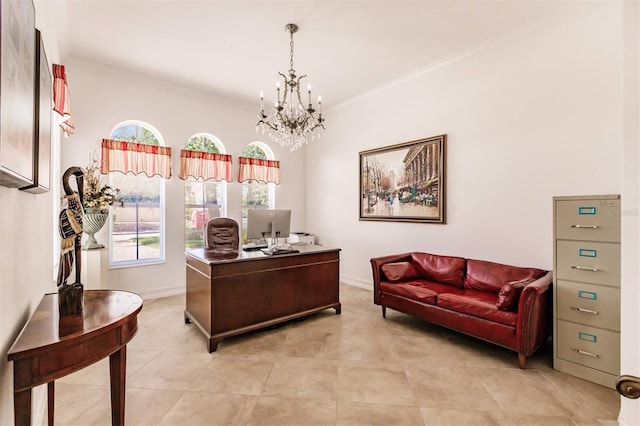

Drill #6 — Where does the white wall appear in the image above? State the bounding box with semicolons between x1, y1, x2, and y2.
0;4;65;423
60;59;307;298
307;3;624;289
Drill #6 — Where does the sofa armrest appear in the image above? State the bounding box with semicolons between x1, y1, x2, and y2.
516;271;553;356
370;253;413;305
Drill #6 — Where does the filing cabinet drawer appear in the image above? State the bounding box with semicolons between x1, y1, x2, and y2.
555;199;620;243
556;240;620;286
556;280;620;331
557;320;619;374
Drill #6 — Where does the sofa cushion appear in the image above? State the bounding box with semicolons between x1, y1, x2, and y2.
379;280;437;304
381;261;421;282
410;252;466;288
464;259;546;293
437;291;517;327
496;278;536;311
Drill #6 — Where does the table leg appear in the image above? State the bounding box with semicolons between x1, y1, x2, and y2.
109;346;127;426
14;388;31;426
48;381;55;426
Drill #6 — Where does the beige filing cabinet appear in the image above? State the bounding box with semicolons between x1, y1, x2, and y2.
553;194;621;389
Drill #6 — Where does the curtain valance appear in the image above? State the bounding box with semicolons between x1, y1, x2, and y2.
237;157;280;184
52;64;74;136
100;138;172;178
179;150;233;182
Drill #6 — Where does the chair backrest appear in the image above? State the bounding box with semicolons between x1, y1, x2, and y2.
204;218;239;251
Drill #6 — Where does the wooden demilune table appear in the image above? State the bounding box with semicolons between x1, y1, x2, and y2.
185;245;341;352
7;290;143;426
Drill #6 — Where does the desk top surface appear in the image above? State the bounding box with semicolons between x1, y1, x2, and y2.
8;290;143;360
186;244;340;264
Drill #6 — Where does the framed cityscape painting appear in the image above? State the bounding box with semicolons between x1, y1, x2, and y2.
359;134;446;223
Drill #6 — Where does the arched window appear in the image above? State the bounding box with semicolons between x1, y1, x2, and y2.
108;121;165;266
184;133;228;249
241;142;275;243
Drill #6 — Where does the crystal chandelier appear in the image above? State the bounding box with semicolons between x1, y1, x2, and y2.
257;23;325;151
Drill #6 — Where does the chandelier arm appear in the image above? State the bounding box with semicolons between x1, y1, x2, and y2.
257;117;279;132
293;75;306;107
278;72;290;108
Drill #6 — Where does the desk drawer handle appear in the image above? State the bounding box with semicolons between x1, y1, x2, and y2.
571;347;599;358
571;266;599;272
570;225;599;229
570;307;599;315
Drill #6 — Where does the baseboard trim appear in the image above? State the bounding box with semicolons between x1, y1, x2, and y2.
137;285;185;300
340;276;372;291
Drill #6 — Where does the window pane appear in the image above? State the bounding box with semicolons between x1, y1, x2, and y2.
185;179;223;248
111;124;160;145
240;143;273;243
110;163;163;264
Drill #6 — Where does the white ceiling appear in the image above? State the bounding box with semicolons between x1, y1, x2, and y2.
41;0;575;109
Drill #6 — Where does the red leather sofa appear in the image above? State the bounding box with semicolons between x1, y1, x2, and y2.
371;252;552;368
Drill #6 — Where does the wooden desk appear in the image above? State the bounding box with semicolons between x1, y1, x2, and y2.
7;290;143;426
185;245;341;352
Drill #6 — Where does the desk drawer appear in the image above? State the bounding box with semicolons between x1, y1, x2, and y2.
557;320;619;374
556;280;619;331
556;240;620;286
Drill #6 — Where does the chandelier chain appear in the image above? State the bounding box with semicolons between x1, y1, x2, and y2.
289;30;295;72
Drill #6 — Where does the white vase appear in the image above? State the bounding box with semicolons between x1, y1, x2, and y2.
83;208;109;250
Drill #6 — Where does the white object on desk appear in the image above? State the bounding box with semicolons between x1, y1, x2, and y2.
287;233;315;245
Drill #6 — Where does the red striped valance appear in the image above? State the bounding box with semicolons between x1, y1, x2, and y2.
100;138;172;178
52;64;74;136
237;157;280;184
179;150;232;182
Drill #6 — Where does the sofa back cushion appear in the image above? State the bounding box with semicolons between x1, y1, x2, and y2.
464;259;546;293
381;261;421;282
410;252;466;288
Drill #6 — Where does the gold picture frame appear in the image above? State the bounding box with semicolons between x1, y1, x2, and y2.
359;134;446;223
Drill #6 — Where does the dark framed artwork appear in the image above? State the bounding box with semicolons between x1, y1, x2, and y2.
0;0;36;188
359;134;446;223
21;29;52;193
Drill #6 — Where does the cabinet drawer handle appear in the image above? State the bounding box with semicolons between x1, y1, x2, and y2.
570;307;599;315
570;225;599;229
571;347;599;358
571;266;599;272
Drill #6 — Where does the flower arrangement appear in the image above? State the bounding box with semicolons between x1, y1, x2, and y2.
82;154;123;210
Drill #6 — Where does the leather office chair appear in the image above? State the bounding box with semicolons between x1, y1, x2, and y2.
204;218;239;252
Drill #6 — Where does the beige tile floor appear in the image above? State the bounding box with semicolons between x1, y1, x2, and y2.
53;284;620;425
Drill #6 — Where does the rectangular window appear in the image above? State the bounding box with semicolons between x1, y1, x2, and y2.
241;181;273;243
185;178;224;249
110;173;164;265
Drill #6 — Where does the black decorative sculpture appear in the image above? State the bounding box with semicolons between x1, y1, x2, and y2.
56;167;85;315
